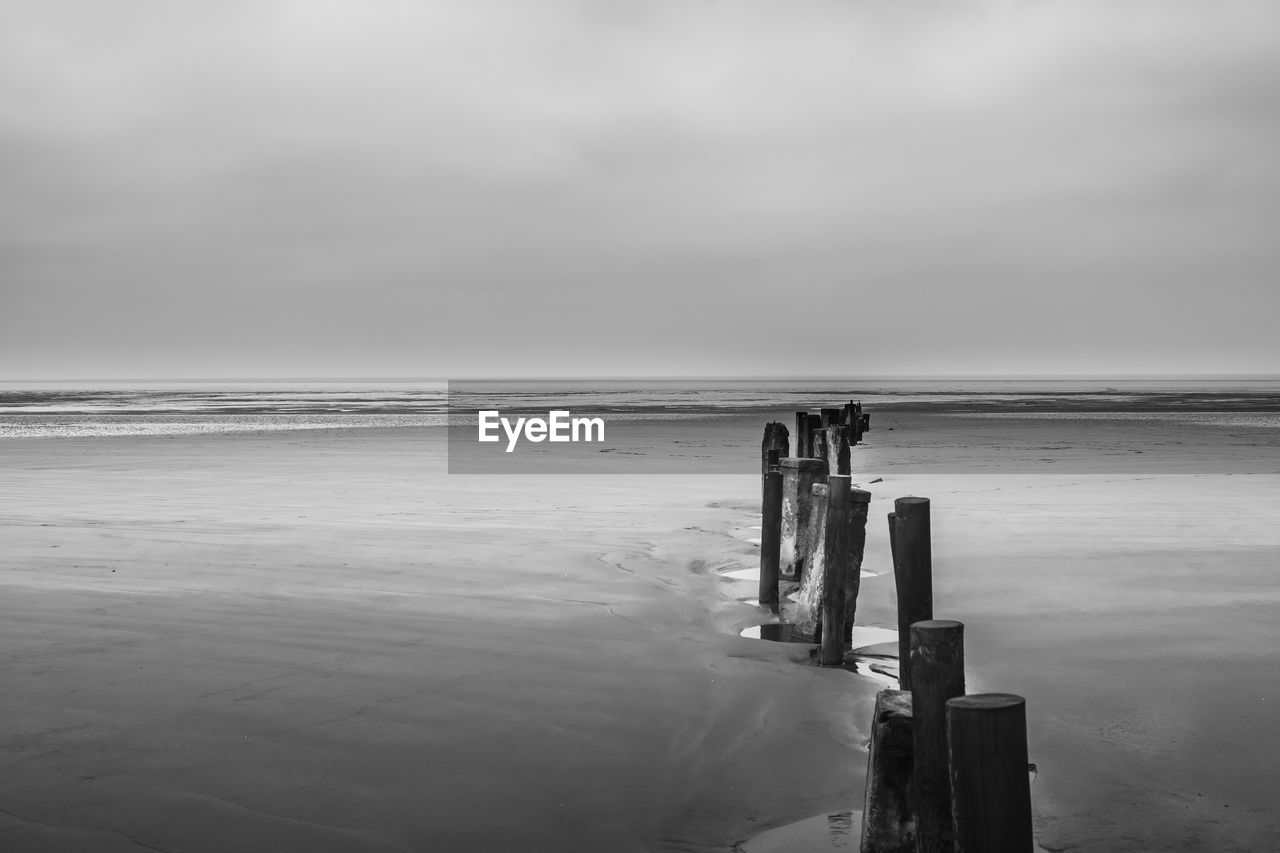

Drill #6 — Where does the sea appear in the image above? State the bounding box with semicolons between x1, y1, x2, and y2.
3;378;1280;439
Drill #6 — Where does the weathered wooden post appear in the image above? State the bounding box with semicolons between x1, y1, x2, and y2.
860;690;915;853
821;407;843;427
795;411;811;458
892;497;932;690
825;425;851;476
842;487;872;642
910;620;965;853
887;511;899;572
946;694;1034;853
806;412;824;449
819;475;853;666
759;467;784;614
761;422;789;498
811;428;830;477
791;483;829;638
779;458;826;580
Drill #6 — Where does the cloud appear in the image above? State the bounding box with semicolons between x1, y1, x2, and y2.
2;0;1278;377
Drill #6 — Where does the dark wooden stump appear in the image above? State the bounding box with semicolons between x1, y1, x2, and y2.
761;422;789;499
891;497;932;690
946;694;1034;853
779;458;826;580
818;475;853;666
910;620;965;853
759;469;783;613
860;690;915;853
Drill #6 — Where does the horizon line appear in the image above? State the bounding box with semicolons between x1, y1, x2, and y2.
3;372;1280;384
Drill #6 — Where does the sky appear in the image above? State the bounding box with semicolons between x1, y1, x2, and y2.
2;0;1278;380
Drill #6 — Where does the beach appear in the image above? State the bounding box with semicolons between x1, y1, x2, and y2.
1;402;1279;851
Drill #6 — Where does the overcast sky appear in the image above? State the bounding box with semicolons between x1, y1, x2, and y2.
2;0;1277;379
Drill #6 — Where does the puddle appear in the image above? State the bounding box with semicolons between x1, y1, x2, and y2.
841;659;900;689
739;623;809;642
739;623;899;646
738;623;901;686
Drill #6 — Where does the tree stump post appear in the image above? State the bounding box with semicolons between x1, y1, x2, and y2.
795;411;811;457
761;422;789;499
759;468;784;613
891;497;932;690
910;620;966;853
779;458;826;581
818;475;853;666
842;488;872;643
860;690;915;853
946;694;1034;853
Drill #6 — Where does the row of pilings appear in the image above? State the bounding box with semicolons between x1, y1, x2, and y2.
754;408;1035;853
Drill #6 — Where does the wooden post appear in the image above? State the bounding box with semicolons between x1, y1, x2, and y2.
819;475;853;666
759;468;784;613
887;511;899;573
860;690;915;853
821;407;842;427
791;483;829;638
910;620;965;853
806;412;824;452
892;497;932;690
946;694;1034;853
811;428;830;477
825;425;851;476
761;422;789;498
795;411;811;458
842;488;872;643
843;401;858;444
779;458;826;580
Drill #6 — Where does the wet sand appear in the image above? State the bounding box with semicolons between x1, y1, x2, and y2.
2;414;1279;851
0;427;868;852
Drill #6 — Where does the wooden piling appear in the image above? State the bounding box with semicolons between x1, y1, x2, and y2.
759;469;784;614
860;690;915;853
795;411;811;457
825;425;851;476
891;497;932;690
806;412;824;450
887;511;898;574
946;694;1034;853
779;458;826;580
818;475;853;666
821;407;843;427
842;488;872;643
791;483;830;638
761;422;789;498
910;620;965;853
811;428;830;478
